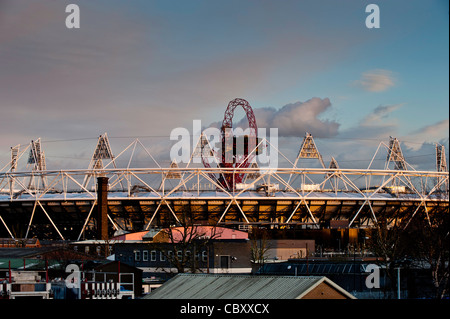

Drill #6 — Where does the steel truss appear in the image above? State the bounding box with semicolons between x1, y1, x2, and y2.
0;166;448;240
0;134;448;240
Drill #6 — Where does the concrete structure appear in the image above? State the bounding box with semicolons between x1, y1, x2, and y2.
145;274;356;299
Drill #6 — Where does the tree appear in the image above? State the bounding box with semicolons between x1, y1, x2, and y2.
249;228;271;272
406;213;449;299
149;213;223;274
367;222;409;298
369;211;450;299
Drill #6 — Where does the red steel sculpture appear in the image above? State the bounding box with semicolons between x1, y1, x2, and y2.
218;98;258;190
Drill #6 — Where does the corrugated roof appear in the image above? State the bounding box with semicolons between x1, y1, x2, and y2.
144;274;355;299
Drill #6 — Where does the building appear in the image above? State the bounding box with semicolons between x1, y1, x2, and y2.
257;258;373;296
114;227;252;276
265;239;315;260
144;274;356;299
257;258;437;299
92;260;142;298
0;238;41;248
114;237;252;278
113;227;320;286
0;270;52;299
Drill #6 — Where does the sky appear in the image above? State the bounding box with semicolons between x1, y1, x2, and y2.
0;0;448;172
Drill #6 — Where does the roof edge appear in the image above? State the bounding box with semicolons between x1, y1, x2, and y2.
296;276;356;299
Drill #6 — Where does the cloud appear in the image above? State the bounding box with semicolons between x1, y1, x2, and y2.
354;69;396;92
403;118;449;150
411;118;449;138
337;103;403;142
329;106;448;171
400;139;448;171
362;103;404;125
251;98;340;138
206;98;340;138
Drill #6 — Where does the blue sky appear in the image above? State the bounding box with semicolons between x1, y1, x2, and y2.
0;0;448;171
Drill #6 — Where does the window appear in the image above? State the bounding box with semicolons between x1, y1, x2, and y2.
143;250;149;261
202;251;208;262
160;251;166;261
134;250;141;261
151;250;157;261
239;224;251;231
85;246;89;254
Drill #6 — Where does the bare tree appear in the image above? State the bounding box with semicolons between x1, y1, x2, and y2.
369;211;450;299
406;213;449;299
367;222;409;297
150;213;223;274
249;228;270;273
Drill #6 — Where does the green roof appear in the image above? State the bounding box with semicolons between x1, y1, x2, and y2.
0;258;62;270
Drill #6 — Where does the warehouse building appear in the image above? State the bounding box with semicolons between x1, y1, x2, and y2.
145;273;356;299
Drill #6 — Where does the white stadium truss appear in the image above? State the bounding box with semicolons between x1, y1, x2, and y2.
0;133;448;240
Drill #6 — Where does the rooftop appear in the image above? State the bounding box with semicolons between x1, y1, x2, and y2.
144;273;356;299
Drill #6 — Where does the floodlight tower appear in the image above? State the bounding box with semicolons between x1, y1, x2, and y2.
436;143;448;191
287;132;326;187
26;138;47;189
82;133;116;189
385;136;407;171
293;132;326;168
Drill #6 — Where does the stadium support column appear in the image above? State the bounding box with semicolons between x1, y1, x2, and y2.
97;177;109;240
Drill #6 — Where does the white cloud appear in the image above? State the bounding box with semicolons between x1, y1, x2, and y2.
238;98;340;138
337;103;402;142
403;119;450;150
362;103;404;125
354;69;396;92
411;119;449;138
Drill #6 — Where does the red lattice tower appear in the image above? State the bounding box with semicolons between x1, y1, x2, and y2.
218;98;258;190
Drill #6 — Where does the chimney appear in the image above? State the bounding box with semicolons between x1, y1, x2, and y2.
97;177;109;240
